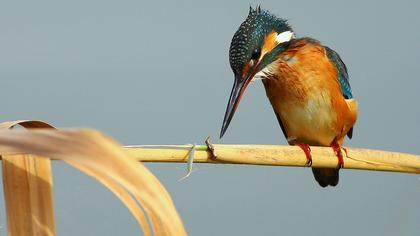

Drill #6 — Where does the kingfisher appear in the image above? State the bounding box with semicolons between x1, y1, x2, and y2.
220;6;358;187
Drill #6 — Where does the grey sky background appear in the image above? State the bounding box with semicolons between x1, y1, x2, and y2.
1;0;420;235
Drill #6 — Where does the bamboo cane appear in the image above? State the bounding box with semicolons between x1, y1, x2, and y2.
125;144;420;174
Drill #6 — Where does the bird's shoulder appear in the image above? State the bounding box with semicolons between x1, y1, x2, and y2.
284;37;353;99
284;37;322;52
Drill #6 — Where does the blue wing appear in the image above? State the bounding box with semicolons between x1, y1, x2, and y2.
324;46;353;99
325;46;354;138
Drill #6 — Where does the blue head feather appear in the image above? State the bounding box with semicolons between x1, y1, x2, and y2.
229;7;292;75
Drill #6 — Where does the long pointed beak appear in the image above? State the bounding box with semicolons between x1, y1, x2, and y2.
220;74;251;138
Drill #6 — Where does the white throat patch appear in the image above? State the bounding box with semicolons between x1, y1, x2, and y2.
251;61;278;82
275;31;295;44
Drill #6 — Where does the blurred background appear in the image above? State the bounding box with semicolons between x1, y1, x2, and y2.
1;0;419;235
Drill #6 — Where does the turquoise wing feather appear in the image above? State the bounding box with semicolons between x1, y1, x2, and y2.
324;46;353;99
325;46;354;138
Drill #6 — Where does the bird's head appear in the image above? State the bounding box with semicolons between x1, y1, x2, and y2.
220;6;294;138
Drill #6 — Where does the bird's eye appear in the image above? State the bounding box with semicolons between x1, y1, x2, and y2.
251;48;261;60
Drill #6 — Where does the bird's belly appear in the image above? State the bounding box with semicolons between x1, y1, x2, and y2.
277;93;337;146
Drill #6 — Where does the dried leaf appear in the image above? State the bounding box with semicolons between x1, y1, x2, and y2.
1;120;56;236
0;128;186;236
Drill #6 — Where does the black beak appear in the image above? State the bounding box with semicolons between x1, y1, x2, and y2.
220;73;253;138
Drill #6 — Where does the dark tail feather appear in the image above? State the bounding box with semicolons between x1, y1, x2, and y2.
312;168;339;187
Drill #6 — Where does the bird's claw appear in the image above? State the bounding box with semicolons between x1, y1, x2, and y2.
305;158;312;167
305;160;312;167
337;159;344;169
292;142;312;167
330;142;344;169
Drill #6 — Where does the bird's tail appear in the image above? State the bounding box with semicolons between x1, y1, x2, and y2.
312;168;339;187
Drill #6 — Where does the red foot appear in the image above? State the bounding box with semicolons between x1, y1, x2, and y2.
330;141;344;168
291;142;312;166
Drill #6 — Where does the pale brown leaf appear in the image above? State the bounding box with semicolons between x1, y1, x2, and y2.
0;128;187;236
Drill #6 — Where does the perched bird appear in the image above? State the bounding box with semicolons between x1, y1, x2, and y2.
220;6;358;187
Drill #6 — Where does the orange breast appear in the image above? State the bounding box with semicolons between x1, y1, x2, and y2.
262;39;357;146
